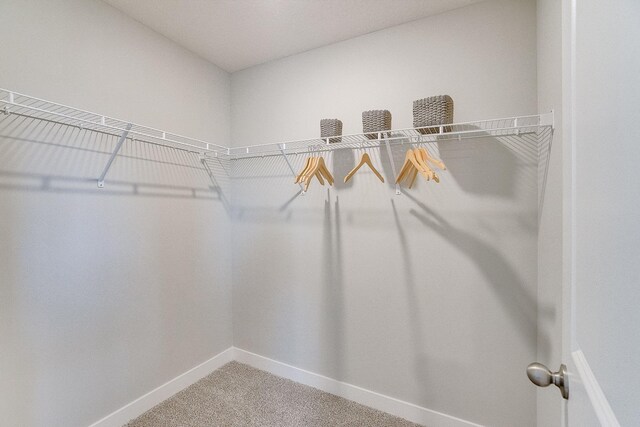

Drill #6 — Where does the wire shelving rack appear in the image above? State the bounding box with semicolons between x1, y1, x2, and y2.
227;113;553;160
0;87;229;187
226;113;554;197
0;87;554;196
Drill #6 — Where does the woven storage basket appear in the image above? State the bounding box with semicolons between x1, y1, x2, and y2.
320;119;343;143
362;110;392;139
413;95;454;134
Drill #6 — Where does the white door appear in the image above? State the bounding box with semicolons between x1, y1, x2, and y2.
559;0;639;425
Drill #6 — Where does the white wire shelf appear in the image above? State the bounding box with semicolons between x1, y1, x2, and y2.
0;87;231;188
0;87;553;197
0;88;228;156
226;113;554;160
0;87;553;161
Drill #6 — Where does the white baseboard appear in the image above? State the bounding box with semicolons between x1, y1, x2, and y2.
233;347;482;427
87;347;235;427
87;346;480;427
572;349;620;427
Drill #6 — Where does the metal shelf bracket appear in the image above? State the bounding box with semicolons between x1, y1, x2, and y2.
539;110;555;129
97;123;132;188
200;156;220;193
279;143;305;194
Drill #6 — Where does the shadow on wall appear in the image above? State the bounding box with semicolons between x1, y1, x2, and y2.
390;199;430;403
375;127;538;199
403;192;555;356
0;114;234;425
330;148;355;191
0;114;230;205
229;153;306;219
321;193;346;379
390;192;555;416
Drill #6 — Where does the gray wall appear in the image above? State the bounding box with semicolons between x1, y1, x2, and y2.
536;0;564;425
0;1;232;426
230;1;539;426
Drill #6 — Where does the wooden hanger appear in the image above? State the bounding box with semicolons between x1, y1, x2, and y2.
302;157;320;190
301;156;334;191
309;157;326;185
418;148;441;183
304;157;321;191
344;152;385;183
396;149;431;184
395;150;415;183
303;157;325;184
412;148;436;181
296;156;319;183
298;156;315;182
419;146;446;171
395;146;447;187
406;166;420;188
295;157;312;183
415;148;442;183
318;157;335;185
311;157;333;186
405;152;437;187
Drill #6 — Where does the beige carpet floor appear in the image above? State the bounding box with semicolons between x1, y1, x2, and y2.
124;361;423;427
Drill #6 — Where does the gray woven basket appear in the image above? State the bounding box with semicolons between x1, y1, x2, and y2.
413;95;454;134
362;110;392;139
320;119;343;143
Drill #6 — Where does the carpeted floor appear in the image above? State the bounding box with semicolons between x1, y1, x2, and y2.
124;361;423;427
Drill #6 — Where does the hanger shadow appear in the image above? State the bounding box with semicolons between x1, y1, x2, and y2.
320;193;346;380
403;192;555;350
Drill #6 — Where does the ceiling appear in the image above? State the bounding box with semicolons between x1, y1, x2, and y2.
102;0;481;72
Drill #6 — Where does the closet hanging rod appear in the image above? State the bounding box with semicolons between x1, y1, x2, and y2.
0;88;229;156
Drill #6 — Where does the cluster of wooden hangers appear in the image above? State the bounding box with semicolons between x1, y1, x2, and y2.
395;147;447;188
294;146;445;191
294;156;334;191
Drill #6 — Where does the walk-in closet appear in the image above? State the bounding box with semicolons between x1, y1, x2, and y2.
1;1;638;426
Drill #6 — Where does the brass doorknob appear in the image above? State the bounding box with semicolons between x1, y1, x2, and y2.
526;362;569;399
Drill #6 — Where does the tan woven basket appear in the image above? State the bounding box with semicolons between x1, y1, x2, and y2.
413;95;454;134
362;110;392;139
320;119;343;143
